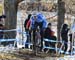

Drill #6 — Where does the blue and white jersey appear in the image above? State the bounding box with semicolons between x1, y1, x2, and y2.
30;12;47;29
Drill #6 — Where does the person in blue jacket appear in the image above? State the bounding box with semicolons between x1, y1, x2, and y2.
30;12;47;52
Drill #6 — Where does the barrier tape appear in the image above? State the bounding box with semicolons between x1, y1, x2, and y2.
43;46;59;50
0;29;17;32
44;39;62;43
43;39;72;54
0;29;30;35
19;32;29;35
44;38;72;45
0;29;74;54
0;29;71;44
25;43;33;45
43;46;73;54
0;39;16;42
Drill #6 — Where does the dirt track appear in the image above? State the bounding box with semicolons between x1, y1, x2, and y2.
0;50;75;60
0;49;59;60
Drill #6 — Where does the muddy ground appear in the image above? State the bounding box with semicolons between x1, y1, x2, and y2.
0;49;62;60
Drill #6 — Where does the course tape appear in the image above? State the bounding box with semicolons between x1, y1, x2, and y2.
0;39;16;42
0;29;30;35
0;38;33;47
44;39;72;45
43;39;70;54
0;29;30;37
43;46;59;50
0;29;17;32
43;39;75;54
44;39;62;43
25;43;33;45
0;29;74;54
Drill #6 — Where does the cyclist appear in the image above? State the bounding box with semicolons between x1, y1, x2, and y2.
30;12;47;52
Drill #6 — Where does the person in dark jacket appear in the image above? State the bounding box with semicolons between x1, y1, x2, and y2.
0;24;4;39
24;14;32;48
61;24;69;53
0;17;4;39
44;23;57;53
24;14;31;31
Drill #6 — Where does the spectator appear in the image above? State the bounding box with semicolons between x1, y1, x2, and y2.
0;15;6;45
61;24;69;54
24;14;31;31
24;14;32;48
0;15;6;25
0;24;4;39
44;23;57;53
0;17;4;39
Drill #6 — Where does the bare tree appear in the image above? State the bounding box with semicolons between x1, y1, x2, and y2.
57;0;65;40
4;0;24;38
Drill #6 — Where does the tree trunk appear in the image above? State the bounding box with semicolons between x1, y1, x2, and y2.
4;0;24;39
57;0;65;40
4;0;17;38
